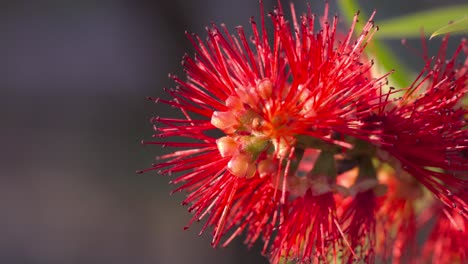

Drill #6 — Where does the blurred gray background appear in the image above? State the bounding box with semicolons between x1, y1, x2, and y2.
0;0;465;263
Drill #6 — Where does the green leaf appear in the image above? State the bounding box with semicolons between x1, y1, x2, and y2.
366;42;413;89
336;0;414;88
336;0;360;26
375;5;468;39
430;17;468;39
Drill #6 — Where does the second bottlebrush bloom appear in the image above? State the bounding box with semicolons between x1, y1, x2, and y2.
143;1;468;263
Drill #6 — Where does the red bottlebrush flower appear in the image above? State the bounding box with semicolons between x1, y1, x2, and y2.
421;206;468;263
141;0;467;263
340;190;377;263
143;0;383;257
270;190;343;263
338;157;385;263
344;36;468;218
375;171;421;263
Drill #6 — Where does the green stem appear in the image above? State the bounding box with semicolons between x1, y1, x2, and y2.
310;151;337;179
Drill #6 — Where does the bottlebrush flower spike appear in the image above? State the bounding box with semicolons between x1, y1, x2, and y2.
345;36;468;218
270;190;343;263
140;0;468;263
421;205;468;263
375;170;421;263
338;156;383;263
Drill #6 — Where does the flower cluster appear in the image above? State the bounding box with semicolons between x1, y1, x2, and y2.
142;1;468;263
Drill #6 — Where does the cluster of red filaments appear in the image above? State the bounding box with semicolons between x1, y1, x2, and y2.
143;1;468;263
